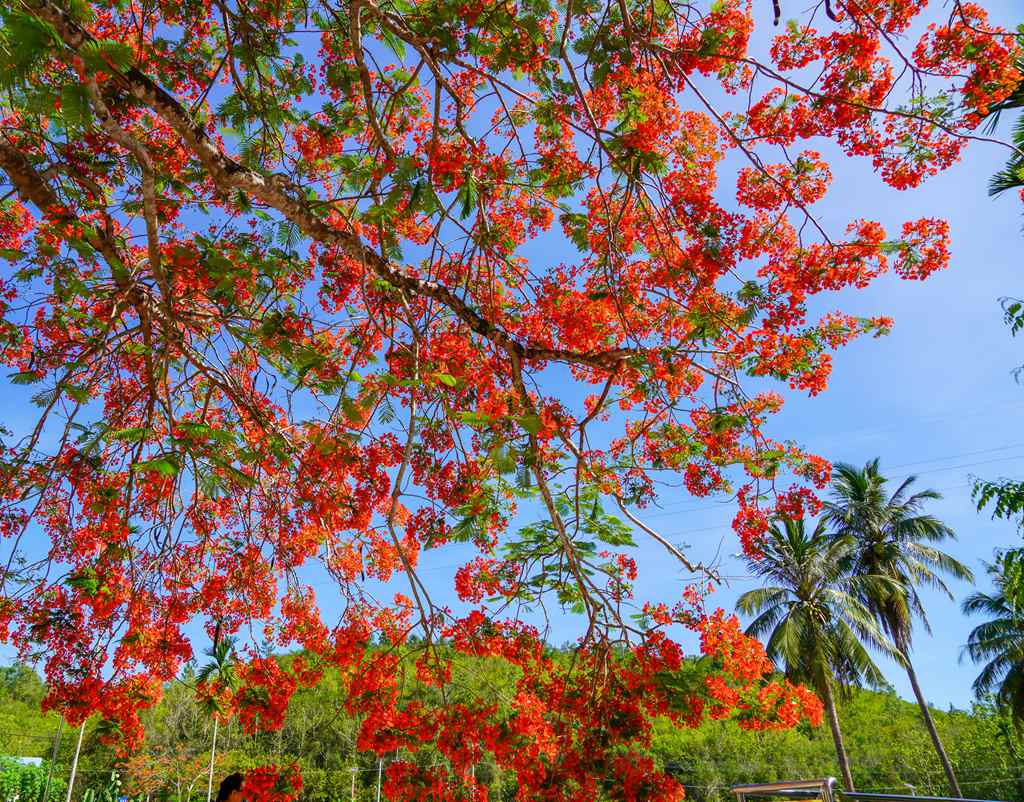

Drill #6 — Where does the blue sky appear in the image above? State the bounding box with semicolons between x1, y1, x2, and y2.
441;0;1024;710
602;0;1024;712
347;86;1024;712
631;75;1024;709
3;0;1023;717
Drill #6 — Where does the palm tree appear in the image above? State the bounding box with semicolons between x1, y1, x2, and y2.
984;55;1024;201
737;517;900;792
963;549;1024;728
197;631;238;802
825;460;974;797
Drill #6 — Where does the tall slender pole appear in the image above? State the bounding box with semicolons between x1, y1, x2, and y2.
350;767;357;802
375;761;382;802
42;716;65;802
64;722;86;802
205;718;219;802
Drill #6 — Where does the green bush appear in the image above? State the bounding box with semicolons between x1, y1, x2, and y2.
0;757;67;802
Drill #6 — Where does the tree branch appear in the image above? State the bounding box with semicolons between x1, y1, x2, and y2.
23;0;653;374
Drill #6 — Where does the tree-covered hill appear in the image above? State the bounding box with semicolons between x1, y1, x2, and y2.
651;691;1022;802
1;661;1021;802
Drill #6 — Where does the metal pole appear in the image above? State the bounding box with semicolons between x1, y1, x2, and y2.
205;718;219;802
64;721;86;802
375;761;382;802
42;716;65;802
350;767;357;802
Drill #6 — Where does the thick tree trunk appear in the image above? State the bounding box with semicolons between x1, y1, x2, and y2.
904;656;962;797
65;721;86;802
820;681;855;792
206;717;219;802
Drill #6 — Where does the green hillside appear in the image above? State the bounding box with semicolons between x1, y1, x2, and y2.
1;661;1021;802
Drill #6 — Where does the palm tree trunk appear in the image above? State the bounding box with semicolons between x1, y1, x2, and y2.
820;681;855;792
64;721;86;802
206;717;219;802
903;655;962;797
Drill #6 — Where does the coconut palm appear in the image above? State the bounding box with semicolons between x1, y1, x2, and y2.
737;517;900;792
963;549;1024;728
197;632;238;802
984;56;1024;201
825;460;974;797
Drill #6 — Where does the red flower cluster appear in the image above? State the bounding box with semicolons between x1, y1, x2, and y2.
235;658;298;734
243;764;302;802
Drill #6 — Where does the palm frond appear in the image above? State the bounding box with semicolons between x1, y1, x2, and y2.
825;459;968;652
964;555;1024;727
963;590;1012;618
737;511;899;696
737;586;791;617
989;115;1024;197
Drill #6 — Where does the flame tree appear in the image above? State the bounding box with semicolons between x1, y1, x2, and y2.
0;0;1019;799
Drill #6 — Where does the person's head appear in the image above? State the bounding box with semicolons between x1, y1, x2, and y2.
216;773;245;802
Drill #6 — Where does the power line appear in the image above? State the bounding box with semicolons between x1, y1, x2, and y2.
888;442;1024;470
651;480;976;541
892;453;1024;479
862;775;1024;791
304;478;985;585
643;450;1024;521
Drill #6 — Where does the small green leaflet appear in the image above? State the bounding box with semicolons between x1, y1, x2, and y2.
132;454;180;477
518;414;542;435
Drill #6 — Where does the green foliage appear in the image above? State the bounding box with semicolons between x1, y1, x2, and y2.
826;459;973;650
0;669;117;802
822;460;972;794
1001;297;1024;338
971;81;1024;719
0;10;57;89
80;771;121;802
196;635;239;705
0;666;58;759
501;484;635;613
0;660;1023;802
987;66;1024;199
79;40;133;72
651;693;1024;802
972;298;1024;529
964;552;1024;730
974;476;1024;530
1002;549;1024;611
737;518;898;694
0;757;66;802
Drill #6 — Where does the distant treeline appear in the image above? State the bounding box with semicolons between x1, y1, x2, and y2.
0;661;1020;802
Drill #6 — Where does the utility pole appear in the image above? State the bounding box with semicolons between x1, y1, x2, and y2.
42;716;64;802
205;717;220;802
65;721;87;802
